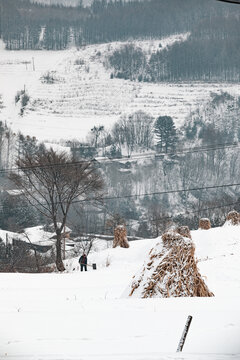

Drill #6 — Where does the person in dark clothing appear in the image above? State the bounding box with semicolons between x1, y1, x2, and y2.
79;253;87;271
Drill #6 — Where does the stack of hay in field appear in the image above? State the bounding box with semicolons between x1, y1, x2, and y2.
225;210;240;226
113;225;129;248
176;225;192;239
127;228;213;298
199;218;211;230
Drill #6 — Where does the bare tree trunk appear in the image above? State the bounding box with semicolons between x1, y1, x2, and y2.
24;232;41;273
33;249;41;272
56;230;65;272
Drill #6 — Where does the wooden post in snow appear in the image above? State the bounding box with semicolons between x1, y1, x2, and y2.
6;233;8;258
63;224;66;260
32;57;35;71
177;315;193;352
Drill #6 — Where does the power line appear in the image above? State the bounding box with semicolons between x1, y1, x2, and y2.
0;141;239;175
1;180;240;211
60;199;240;235
147;200;240;224
69;181;240;204
3;199;239;239
158;142;239;156
83;200;240;231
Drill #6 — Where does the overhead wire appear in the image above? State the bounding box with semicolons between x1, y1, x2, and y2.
0;180;240;210
68;181;240;204
0;141;239;174
0;141;239;230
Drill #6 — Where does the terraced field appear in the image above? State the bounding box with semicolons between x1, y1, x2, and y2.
1;36;240;141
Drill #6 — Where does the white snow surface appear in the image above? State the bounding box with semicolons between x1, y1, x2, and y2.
0;225;240;359
2;34;240;142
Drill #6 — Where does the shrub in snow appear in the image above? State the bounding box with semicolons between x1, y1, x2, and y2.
199;218;211;230
15;90;25;104
74;58;85;66
21;93;30;108
225;210;240;226
41;71;57;84
113;225;129;249
128;230;214;298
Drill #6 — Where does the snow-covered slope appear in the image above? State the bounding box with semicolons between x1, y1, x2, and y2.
0;225;239;359
194;225;240;297
31;0;99;6
2;35;240;141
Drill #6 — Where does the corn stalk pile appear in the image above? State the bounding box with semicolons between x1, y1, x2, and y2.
129;230;214;298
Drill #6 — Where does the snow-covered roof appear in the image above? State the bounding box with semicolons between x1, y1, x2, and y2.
24;226;55;246
0;229;22;244
5;189;24;196
47;223;72;233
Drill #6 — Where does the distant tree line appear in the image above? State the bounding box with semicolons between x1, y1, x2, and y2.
107;14;240;82
0;0;234;50
0;0;89;50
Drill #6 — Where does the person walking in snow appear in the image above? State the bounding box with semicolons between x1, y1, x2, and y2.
79;253;87;272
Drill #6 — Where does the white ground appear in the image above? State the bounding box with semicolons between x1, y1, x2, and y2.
2;36;240;142
0;224;240;359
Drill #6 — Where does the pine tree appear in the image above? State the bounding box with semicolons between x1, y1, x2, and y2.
154;116;177;153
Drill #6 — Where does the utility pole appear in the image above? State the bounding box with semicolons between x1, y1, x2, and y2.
177;315;193;352
63;224;66;260
32;57;35;71
0;1;2;40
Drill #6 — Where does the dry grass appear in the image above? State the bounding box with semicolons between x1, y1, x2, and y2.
130;230;214;298
226;210;240;225
199;218;211;230
176;226;192;239
40;265;56;273
113;225;129;248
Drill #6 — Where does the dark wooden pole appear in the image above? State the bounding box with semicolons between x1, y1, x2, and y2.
177;315;193;352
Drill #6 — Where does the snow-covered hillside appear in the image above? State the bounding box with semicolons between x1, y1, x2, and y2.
0;224;239;359
30;0;101;6
2;35;240;141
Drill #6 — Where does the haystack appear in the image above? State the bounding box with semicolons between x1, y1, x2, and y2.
176;226;192;239
128;230;213;298
113;225;129;248
226;210;240;225
199;218;211;230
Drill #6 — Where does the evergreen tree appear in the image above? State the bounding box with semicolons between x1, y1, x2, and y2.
0;194;40;232
154;116;177;153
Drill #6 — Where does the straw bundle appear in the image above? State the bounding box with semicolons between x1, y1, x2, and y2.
176;226;192;239
113;225;129;248
129;230;213;298
226;210;240;225
199;218;211;230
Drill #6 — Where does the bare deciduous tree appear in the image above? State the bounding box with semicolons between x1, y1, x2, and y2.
10;148;104;271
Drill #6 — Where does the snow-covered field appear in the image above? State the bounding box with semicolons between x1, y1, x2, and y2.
0;225;240;359
2;36;240;142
